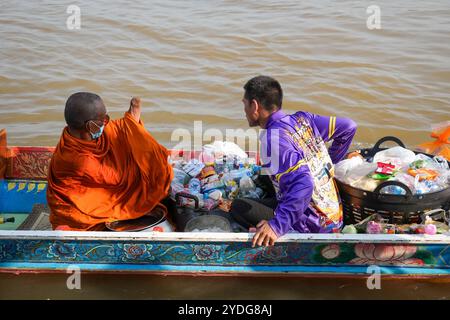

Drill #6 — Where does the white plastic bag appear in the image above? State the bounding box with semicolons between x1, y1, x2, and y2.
202;141;248;160
373;146;416;169
335;156;364;180
340;162;377;185
350;176;381;192
344;162;380;192
410;154;450;191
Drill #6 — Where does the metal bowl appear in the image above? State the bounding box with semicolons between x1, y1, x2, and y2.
184;214;232;232
105;210;165;232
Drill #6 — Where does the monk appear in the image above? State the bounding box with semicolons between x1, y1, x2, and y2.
47;92;173;231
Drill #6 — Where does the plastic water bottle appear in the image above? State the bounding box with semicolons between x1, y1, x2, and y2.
247;187;264;199
214;158;225;173
173;168;190;185
229;168;251;181
170;181;185;198
183;160;205;178
383;186;406;195
188;178;202;194
239;174;256;196
251;165;261;175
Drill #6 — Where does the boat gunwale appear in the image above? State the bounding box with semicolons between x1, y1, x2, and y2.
1;230;450;244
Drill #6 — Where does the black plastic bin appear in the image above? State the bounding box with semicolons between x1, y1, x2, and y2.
335;136;450;225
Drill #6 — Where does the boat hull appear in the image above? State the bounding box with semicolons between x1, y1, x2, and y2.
1;231;450;279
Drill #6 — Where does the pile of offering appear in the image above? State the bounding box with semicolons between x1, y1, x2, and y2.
170;141;263;212
335;146;450;195
341;212;450;235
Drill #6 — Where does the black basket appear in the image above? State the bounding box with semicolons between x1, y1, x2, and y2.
335;136;450;225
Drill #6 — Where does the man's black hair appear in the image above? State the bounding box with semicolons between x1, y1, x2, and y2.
64;92;103;130
243;75;283;111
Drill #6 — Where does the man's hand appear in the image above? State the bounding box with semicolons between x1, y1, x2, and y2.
129;97;141;122
252;220;278;247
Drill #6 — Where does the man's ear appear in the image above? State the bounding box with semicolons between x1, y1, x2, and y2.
251;99;259;114
85;121;93;133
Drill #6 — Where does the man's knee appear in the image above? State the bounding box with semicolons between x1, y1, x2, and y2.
230;199;255;228
230;199;251;219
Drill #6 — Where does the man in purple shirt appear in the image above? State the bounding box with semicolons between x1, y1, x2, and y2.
230;76;357;247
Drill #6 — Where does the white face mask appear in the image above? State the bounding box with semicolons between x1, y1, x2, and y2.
89;121;105;139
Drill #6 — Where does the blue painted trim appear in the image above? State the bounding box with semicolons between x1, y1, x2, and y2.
0;179;48;213
1;262;450;276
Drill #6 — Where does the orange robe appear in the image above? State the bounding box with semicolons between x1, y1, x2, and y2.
0;129;7;178
47;112;174;230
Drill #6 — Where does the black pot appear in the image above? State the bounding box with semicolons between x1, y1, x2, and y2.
173;192;205;231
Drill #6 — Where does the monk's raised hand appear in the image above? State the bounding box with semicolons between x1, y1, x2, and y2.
129;97;141;122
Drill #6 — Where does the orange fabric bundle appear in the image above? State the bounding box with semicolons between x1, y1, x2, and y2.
0;129;15;179
0;129;7;178
47;112;174;231
417;124;450;161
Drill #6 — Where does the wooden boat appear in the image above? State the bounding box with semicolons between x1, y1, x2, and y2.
1;144;450;279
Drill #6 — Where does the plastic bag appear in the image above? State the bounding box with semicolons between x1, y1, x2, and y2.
199;145;216;165
408;154;449;193
373;146;416;170
345;162;380;192
410;153;434;167
415;177;448;194
202;141;248;161
334;156;364;180
350;176;381;192
341;162;377;185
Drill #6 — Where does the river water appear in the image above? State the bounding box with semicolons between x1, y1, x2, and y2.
0;0;449;299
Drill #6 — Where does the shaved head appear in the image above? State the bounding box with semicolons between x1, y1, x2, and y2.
64;92;106;130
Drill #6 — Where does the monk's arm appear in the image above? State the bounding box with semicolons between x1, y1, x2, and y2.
128;97;141;123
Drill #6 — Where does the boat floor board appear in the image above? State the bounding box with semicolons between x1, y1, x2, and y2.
0;213;28;230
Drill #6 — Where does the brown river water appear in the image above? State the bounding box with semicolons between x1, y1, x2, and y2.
0;0;449;299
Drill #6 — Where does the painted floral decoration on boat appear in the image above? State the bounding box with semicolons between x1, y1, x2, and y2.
0;241;20;261
192;244;222;261
84;245;115;258
312;243;436;266
47;242;77;260
0;244;9;261
261;246;288;261
320;244;341;260
6;147;54;179
312;243;356;264
121;244;154;261
350;244;424;266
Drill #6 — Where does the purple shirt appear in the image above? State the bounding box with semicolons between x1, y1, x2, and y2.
260;110;357;236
